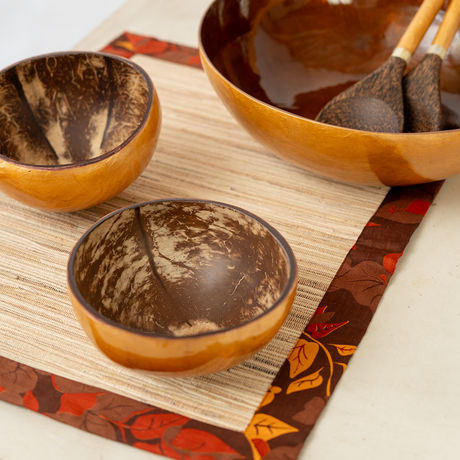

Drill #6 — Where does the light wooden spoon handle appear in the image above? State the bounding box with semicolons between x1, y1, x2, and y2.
429;0;460;57
393;0;445;62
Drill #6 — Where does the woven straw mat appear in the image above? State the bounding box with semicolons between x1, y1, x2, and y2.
0;55;389;431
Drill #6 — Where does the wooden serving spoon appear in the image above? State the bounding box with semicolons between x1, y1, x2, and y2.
315;0;445;132
403;0;460;132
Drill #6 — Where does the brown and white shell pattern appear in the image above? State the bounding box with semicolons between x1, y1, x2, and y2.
0;53;148;165
74;201;290;336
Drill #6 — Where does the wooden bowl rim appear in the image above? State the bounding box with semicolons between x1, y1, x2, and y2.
0;50;156;170
198;0;460;138
67;198;298;340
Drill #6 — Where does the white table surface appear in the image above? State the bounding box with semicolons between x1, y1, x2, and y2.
1;1;459;459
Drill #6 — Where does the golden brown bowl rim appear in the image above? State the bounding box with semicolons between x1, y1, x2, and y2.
0;50;155;170
67;198;298;340
198;0;458;138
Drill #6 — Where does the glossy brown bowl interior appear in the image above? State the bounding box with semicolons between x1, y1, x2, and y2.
0;52;149;165
200;0;460;186
67;199;298;376
202;0;460;125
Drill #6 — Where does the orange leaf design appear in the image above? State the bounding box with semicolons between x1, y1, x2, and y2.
114;40;136;52
259;385;282;408
245;413;298;442
0;385;5;393
287;339;320;378
135;40;169;55
383;251;404;274
23;390;39;412
287;368;324;394
329;344;357;356
244;414;298;460
58;392;103;416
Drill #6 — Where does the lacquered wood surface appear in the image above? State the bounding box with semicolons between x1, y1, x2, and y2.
402;0;460;132
199;0;460;185
0;52;161;212
69;286;297;376
67;200;298;377
432;0;460;50
395;0;444;54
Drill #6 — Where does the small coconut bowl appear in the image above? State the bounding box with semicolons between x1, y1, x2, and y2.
0;51;161;212
67;199;298;377
199;0;460;186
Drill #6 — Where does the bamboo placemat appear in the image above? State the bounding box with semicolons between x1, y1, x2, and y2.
0;43;390;431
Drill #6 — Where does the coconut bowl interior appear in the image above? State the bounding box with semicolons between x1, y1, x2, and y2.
0;52;148;165
68;200;298;376
0;52;161;212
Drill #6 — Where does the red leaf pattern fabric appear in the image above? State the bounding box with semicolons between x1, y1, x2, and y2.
306;321;349;338
252;438;271;457
329;259;390;312
383;251;404;274
130;413;189;440
167;428;242;459
102;32;202;68
404;199;430;215
23;390;39;412
58;392;102;416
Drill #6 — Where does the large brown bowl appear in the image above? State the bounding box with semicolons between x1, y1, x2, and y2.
0;51;161;212
67;199;298;377
199;0;460;186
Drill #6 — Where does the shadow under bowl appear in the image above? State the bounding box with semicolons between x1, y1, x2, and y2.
199;0;460;186
0;51;161;212
67;199;298;377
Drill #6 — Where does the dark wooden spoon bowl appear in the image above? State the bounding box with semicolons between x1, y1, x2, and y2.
315;0;445;132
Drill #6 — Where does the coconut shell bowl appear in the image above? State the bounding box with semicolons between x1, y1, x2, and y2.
67;199;298;377
199;0;460;186
0;51;161;212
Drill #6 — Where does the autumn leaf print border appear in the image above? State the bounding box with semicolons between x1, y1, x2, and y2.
0;34;444;460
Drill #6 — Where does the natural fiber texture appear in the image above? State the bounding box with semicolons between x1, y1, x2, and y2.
0;55;388;431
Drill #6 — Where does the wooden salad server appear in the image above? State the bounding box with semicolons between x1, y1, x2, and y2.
315;0;445;132
403;0;460;132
